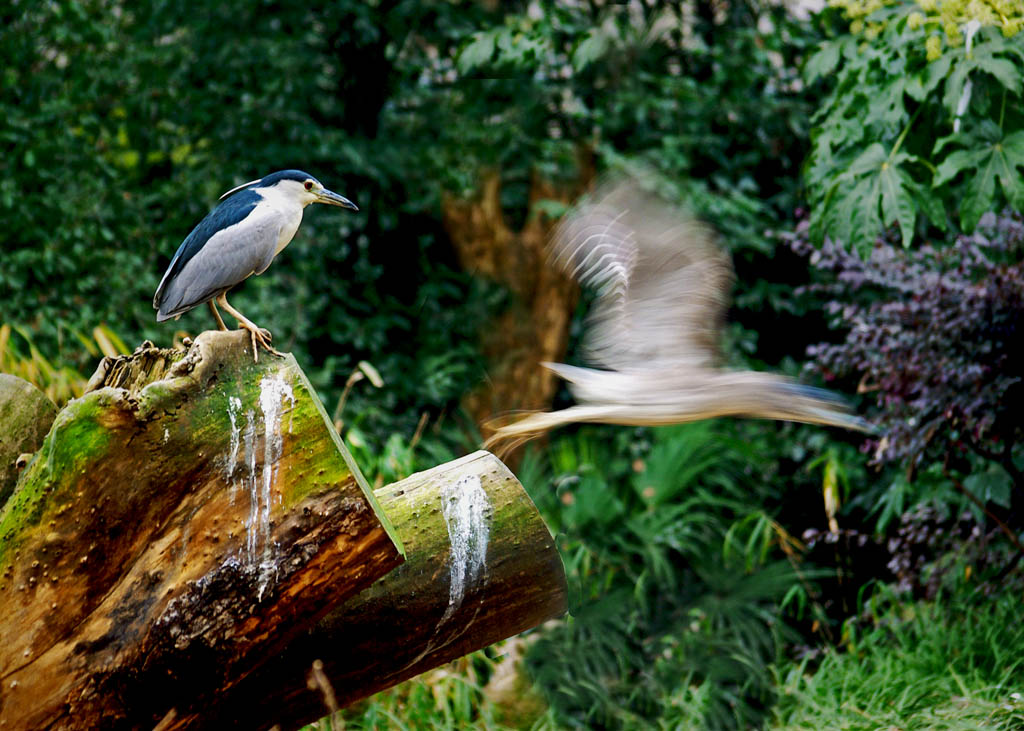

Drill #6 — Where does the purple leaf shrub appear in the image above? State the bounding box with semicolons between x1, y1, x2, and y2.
785;213;1024;480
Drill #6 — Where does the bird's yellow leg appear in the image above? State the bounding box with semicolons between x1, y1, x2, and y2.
216;293;283;362
208;300;228;331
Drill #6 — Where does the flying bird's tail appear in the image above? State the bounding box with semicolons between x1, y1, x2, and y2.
484;365;874;452
748;379;876;433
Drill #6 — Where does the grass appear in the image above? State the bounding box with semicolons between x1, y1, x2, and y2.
307;649;537;731
307;583;1024;731
772;589;1024;730
0;322;129;407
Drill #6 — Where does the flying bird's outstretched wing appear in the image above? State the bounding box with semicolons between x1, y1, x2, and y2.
486;176;870;451
550;180;732;373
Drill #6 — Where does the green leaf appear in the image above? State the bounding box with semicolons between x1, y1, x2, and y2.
934;129;1024;228
880;163;917;247
572;29;608;71
976;119;1002;144
817;143;932;249
904;74;926;102
844;143;887;178
994;131;1024;210
457;31;497;74
922;52;953;95
964;464;1012;508
808;181;837;243
932;133;965;156
867;78;908;128
911;180;947;230
974;56;1021;95
933;147;988;187
842;174;883;255
961;161;997;231
1002;129;1024;159
804;40;841;84
942;53;971;115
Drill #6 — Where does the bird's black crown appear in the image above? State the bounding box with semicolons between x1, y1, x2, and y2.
256;170;319;187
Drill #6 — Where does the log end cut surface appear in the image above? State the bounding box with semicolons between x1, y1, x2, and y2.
202;450;568;731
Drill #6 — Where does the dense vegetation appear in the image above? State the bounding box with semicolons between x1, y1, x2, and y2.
3;1;1022;729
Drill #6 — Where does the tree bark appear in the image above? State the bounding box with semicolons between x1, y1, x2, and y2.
441;164;593;438
0;334;567;730
184;450;567;731
0;331;404;730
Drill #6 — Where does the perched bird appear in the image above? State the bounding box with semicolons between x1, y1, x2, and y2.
486;177;870;450
154;170;357;360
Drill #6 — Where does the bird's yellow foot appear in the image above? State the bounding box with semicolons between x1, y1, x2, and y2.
240;323;283;363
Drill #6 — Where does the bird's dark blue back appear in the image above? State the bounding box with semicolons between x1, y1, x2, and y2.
154;189;262;306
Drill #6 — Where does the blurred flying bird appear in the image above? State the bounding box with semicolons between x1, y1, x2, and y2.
153;170;358;361
486;177;870;450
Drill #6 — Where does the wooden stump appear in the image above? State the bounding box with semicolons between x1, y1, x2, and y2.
187;450;568;730
0;331;403;730
0;333;567;730
441;167;591;438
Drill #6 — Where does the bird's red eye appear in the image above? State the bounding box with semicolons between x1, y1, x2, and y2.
304;180;314;191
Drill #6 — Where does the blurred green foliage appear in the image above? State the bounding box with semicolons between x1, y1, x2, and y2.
1;0;503;452
1;0;831;458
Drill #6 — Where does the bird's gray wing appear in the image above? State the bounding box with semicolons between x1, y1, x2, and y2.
155;205;282;320
550;178;733;372
155;189;261;311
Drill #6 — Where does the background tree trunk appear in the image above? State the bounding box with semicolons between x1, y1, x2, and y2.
441;163;593;438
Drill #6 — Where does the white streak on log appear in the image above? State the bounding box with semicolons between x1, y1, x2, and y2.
399;472;494;673
225;373;295;597
243;410;258;563
226;396;242;504
256;374;294;599
439;473;490;626
258;376;292;548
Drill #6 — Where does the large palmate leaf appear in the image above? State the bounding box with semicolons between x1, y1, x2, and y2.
812;143;941;255
934;128;1024;231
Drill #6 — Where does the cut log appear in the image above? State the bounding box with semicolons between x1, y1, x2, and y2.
1;333;566;730
175;450;568;730
0;331;403;730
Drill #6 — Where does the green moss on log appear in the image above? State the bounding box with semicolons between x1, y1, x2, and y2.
0;393;112;565
0;330;405;730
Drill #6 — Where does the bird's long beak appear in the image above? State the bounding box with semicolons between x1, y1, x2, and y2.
316;189;358;210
